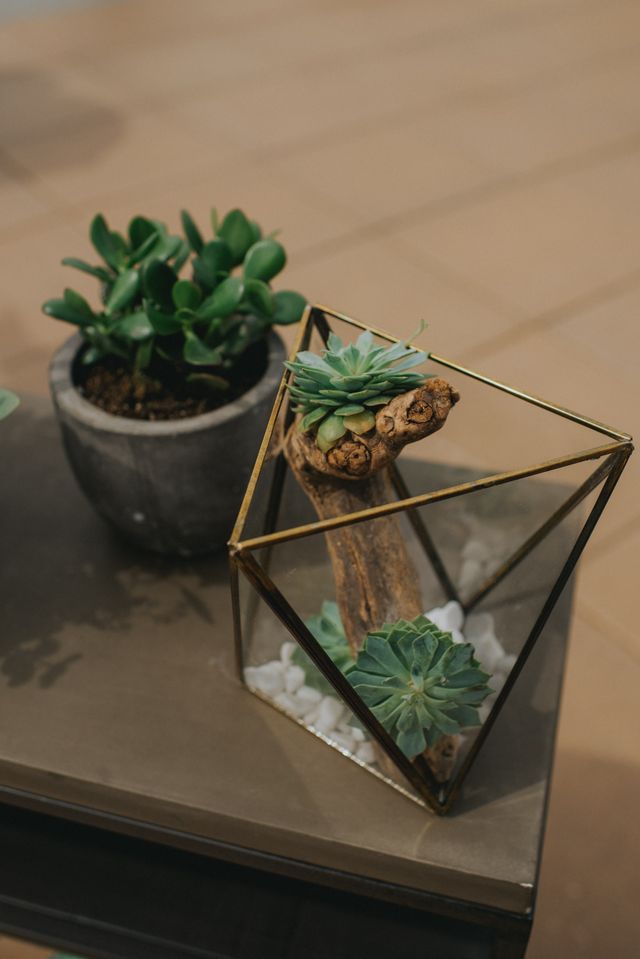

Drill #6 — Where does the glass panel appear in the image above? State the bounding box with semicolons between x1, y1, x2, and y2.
236;451;610;808
231;308;622;810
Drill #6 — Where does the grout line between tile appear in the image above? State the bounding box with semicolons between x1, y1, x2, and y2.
464;265;640;364
290;129;640;271
576;602;640;668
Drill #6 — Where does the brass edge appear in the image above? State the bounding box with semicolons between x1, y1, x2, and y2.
442;444;632;811
234;550;443;811
428;353;633;443
235;442;625;552
228;305;313;547
244;685;428;810
463;451;620;611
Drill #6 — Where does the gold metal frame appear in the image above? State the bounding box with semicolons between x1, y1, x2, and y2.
228;305;633;814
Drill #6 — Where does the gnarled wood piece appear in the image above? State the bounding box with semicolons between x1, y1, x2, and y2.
284;376;460;783
290;379;459;481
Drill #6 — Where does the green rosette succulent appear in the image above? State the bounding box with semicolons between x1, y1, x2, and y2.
348;615;492;760
294;600;355;694
285;328;430;452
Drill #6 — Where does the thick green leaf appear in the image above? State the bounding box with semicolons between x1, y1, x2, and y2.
144;300;182;335
342;410;376;434
147;233;183;263
63;287;94;321
316;414;347;452
272;290;306;325
244;278;274;316
172;238;190;273
180;209;204;254
90;214;125;269
183;331;223;367
135;336;154;371
299;407;327;432
128;215;157;251
61;257;111;282
143;259;178;310
43;296;92;327
197;276;244;320
248;220;262;245
217;209;254;265
114;311;153;340
110;230;129;265
172;279;203;311
128;228;161;266
193;239;233;290
105;269;140;314
0;388;19;421
243;239;286;282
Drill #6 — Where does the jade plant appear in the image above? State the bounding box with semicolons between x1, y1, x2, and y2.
43;208;307;393
285;328;430;452
348;615;492;759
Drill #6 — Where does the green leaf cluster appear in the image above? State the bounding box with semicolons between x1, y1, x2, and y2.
294;600;355;694
42;209;307;390
348;615;492;760
285;329;430;452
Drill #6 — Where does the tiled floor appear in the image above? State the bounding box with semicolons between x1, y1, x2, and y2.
1;0;639;956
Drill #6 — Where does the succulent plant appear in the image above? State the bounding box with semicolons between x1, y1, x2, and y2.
294;600;355;694
348;614;492;759
285;329;430;452
0;388;19;421
43;208;307;392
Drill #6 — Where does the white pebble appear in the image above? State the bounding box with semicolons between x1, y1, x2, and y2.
244;660;285;697
462;539;487;563
337;720;366;744
314;696;345;734
459;558;483;591
356;742;376;764
295;685;323;710
478;703;491;724
274;691;308;718
441;600;464;631
497;652;517;674
465;612;495;642
425;606;447;630
304;705;321;725
280;642;296;667
474;633;505;673
285;664;305;694
330;731;357;753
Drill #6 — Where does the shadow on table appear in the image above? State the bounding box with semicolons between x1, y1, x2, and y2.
1;402;226;688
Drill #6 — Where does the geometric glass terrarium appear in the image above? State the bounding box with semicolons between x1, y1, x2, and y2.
228;305;633;814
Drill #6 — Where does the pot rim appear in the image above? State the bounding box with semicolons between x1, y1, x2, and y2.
49;331;286;436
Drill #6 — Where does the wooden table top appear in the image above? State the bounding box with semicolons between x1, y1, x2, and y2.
0;398;573;915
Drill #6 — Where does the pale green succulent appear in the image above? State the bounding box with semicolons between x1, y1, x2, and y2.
294;600;355;694
285;329;430;452
348;615;492;760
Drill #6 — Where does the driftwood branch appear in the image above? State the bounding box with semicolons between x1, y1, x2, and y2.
284;377;460;783
287;379;459;481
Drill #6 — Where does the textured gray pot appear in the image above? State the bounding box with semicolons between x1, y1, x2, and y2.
49;332;285;555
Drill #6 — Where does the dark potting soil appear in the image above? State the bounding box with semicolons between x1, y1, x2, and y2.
75;341;268;421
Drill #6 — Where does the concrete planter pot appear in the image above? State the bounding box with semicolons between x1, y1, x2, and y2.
49;331;286;555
